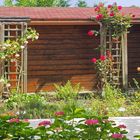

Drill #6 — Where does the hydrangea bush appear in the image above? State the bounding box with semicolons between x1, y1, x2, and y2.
0;108;129;140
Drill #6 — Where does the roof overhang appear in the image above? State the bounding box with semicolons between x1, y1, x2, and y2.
29;20;98;25
0;17;30;22
29;18;140;26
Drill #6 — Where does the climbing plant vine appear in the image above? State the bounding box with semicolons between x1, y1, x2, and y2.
0;27;39;95
88;3;134;88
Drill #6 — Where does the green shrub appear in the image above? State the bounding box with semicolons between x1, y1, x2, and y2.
4;93;49;118
54;81;82;101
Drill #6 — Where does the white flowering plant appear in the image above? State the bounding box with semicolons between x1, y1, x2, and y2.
0;28;39;60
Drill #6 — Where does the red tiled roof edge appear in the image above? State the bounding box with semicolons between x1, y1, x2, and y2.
0;7;139;21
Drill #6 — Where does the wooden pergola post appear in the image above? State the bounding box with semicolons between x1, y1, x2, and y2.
121;31;128;89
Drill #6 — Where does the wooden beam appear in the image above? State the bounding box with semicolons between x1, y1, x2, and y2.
29;20;98;25
122;31;128;90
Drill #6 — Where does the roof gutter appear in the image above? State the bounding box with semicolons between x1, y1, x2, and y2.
29;20;98;25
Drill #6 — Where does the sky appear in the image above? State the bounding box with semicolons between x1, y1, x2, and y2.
72;0;140;7
0;0;140;7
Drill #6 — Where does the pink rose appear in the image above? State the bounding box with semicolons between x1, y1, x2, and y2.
98;2;104;7
111;133;124;139
91;58;97;63
95;6;100;12
100;55;106;61
38;120;51;126
110;12;115;17
118;124;127;128
9;118;20;123
96;14;103;20
108;5;112;8
85;119;99;125
87;30;94;36
118;6;122;10
55;111;64;116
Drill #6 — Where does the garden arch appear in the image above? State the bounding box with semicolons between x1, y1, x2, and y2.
0;17;30;94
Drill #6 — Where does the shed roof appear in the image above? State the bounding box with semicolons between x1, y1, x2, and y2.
0;7;140;25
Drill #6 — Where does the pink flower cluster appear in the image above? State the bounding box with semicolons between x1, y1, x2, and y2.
85;119;99;125
55;111;64;116
9;118;20;123
94;4;123;21
91;55;106;63
38;120;51;126
118;124;127;128
111;133;124;139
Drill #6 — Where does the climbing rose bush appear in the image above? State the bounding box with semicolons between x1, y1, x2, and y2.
0;28;39;60
91;51;113;87
94;3;132;38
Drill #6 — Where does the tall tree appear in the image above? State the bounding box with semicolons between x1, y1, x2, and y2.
76;0;87;7
57;0;70;7
4;0;13;6
4;0;70;7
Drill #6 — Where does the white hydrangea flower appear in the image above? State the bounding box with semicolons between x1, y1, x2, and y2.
0;78;5;83
2;46;6;50
21;45;25;49
27;35;32;39
35;36;39;40
15;54;20;58
6;83;11;87
1;56;5;59
118;107;126;112
24;41;28;44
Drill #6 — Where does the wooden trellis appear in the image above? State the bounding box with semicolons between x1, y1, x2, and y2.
0;17;30;93
100;24;128;89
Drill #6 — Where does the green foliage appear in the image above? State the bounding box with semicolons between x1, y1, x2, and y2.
4;0;13;6
4;93;49;118
76;0;87;7
0;116;38;140
4;0;70;7
54;81;81;101
0;27;39;61
0;109;129;140
94;3;132;38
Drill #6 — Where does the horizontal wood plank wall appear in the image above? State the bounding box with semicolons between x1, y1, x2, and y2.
28;25;99;92
128;25;140;86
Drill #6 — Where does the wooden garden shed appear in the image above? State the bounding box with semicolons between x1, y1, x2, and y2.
0;7;140;92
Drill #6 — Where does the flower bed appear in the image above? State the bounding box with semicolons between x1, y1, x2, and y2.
0;113;129;140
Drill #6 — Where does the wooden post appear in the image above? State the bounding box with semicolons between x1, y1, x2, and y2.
121;31;128;89
21;23;28;93
0;23;4;77
100;23;107;55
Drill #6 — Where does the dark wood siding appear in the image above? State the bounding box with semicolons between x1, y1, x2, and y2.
128;24;140;86
28;25;99;92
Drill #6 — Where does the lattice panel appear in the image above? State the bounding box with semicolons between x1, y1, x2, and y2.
0;19;29;93
100;24;128;88
106;30;122;86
